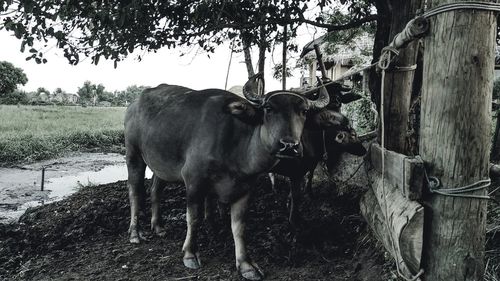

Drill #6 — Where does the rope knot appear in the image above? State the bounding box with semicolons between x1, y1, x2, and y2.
378;46;400;71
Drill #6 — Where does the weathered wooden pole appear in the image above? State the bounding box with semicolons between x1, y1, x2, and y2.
361;1;428;278
420;0;496;279
41;166;45;191
313;44;328;79
381;0;424;154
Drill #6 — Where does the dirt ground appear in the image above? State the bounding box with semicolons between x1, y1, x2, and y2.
0;173;394;281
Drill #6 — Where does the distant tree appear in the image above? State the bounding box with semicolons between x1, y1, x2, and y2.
0;61;28;96
77;81;106;104
36;87;50;95
114;85;147;106
0;89;29;104
99;90;115;103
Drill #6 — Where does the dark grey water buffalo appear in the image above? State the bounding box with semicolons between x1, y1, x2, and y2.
268;80;366;225
123;74;345;280
269;117;366;225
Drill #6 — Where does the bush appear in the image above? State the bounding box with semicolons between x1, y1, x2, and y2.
0;89;29;105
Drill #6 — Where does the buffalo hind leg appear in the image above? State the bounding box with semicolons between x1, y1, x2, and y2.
232;193;264;281
182;194;203;269
127;149;146;244
151;174;167;237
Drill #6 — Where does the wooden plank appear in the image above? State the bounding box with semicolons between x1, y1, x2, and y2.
360;170;424;275
369;143;424;199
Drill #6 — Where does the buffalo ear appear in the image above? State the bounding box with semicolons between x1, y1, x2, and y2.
306;110;347;129
226;100;262;124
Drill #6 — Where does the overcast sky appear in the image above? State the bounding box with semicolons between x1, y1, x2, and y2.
0;24;320;94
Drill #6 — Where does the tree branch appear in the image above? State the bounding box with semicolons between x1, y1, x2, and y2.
298;14;379;31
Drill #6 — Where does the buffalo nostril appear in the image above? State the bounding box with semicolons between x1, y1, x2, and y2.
279;139;300;152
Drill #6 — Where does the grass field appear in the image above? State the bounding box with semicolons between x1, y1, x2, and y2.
0;105;126;166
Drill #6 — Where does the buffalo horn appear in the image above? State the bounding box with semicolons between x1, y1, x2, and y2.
243;72;265;104
307;79;330;109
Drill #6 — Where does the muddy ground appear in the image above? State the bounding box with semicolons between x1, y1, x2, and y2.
0;173;395;281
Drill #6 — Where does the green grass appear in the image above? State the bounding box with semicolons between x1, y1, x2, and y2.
0;105;126;165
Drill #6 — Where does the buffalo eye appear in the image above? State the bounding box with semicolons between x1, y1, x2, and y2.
263;104;274;113
335;132;346;143
301;109;308;116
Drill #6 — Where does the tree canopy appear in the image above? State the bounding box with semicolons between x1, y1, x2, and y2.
0;0;378;67
0;61;28;96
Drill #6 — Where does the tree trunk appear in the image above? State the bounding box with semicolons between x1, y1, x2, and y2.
420;0;495;279
282;24;287;90
258;25;266;74
242;42;255;79
369;0;390;109
240;31;255;79
380;0;423;154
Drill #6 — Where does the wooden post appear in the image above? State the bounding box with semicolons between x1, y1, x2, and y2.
309;61;316;86
420;0;496;279
381;0;424;154
361;1;428;278
313;44;328;79
41;166;45;191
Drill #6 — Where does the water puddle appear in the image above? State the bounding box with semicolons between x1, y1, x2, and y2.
0;153;152;223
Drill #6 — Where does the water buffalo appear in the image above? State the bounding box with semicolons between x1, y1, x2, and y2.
124;74;345;280
269;117;366;226
268;80;367;225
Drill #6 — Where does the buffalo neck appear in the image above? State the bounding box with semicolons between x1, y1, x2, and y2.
230;123;278;177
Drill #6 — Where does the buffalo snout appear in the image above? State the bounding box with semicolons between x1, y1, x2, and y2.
276;137;302;158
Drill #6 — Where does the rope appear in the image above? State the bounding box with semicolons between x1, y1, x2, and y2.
424;169;494;200
394;65;418;72
422;1;500;18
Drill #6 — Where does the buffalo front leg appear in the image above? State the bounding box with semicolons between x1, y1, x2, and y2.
231;193;264;280
126;152;146;244
151;174;167;237
268;173;276;193
182;196;203;269
289;177;305;229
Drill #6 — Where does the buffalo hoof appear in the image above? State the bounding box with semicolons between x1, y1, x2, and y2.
183;254;202;269
152;225;167;237
129;229;140;244
239;261;264;281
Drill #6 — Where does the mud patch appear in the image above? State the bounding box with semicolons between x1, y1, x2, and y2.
0;177;392;280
